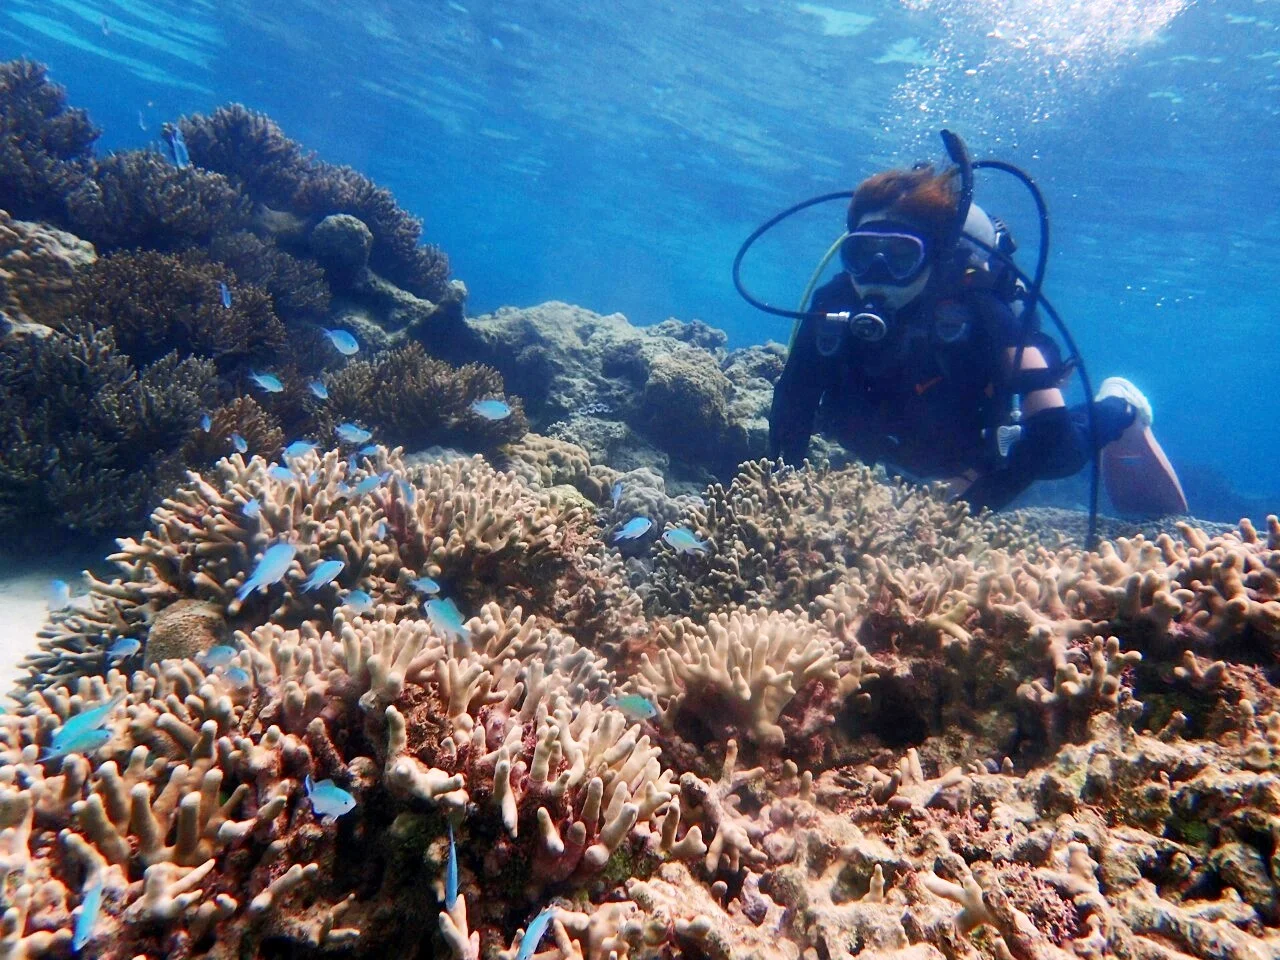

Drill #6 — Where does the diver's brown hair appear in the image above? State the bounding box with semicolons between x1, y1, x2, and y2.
847;165;958;250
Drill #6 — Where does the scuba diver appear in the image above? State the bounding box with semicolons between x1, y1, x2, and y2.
734;132;1187;539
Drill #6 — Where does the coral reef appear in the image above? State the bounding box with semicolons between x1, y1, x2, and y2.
0;59;98;223
177;104;451;301
443;302;780;481
67;249;286;371
5;54;1280;960
0;209;95;332
5;445;1279;960
313;343;527;454
0;321;217;539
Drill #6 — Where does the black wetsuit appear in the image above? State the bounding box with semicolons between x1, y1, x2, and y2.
768;272;1134;511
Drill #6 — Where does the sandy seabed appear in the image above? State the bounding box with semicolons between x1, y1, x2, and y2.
0;549;102;697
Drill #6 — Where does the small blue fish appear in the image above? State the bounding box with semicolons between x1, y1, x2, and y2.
425;598;470;646
611;481;623;509
72;875;104;951
243;498;262;519
51;693;124;755
323;329;360;356
358;444;378;456
199;645;238;668
48;579;71;612
301;559;345;591
612;517;652;542
268;465;295;482
284;440;319;459
335;423;372;445
308;380;329;400
249;372;284;393
353;471;390;497
409;576;441;595
662;528;711;555
106;637;141;660
224;666;252;689
304;774;357;820
342;590;375;614
376;521;387;539
446;822;459;909
347;454;359;474
335;482;352;496
235;542;297;602
399;478;416;505
308;470;320;483
219;281;232;309
470;398;511;421
516;907;556;960
608;693;658;721
165;125;190;168
231;432;248;454
200;412;212;432
41;726;112;764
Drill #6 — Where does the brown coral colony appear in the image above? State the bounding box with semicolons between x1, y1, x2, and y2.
2;57;1280;960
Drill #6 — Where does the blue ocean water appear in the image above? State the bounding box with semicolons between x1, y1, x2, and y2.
3;0;1277;511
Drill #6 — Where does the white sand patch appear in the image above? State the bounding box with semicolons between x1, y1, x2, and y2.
0;551;99;696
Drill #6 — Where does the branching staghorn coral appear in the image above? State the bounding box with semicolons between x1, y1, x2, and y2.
67;248;287;371
0;321;218;539
207;229;331;322
646;459;1031;620
24;448;594;690
65;150;252;253
312;343;527;452
178;103;450;300
0;58;99;223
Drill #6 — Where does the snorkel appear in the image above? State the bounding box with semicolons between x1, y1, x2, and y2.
733;129;1102;548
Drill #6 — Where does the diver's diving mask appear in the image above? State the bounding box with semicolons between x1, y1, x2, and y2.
839;226;928;285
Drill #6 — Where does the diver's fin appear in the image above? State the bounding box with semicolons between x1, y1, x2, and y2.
1102;423;1188;517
